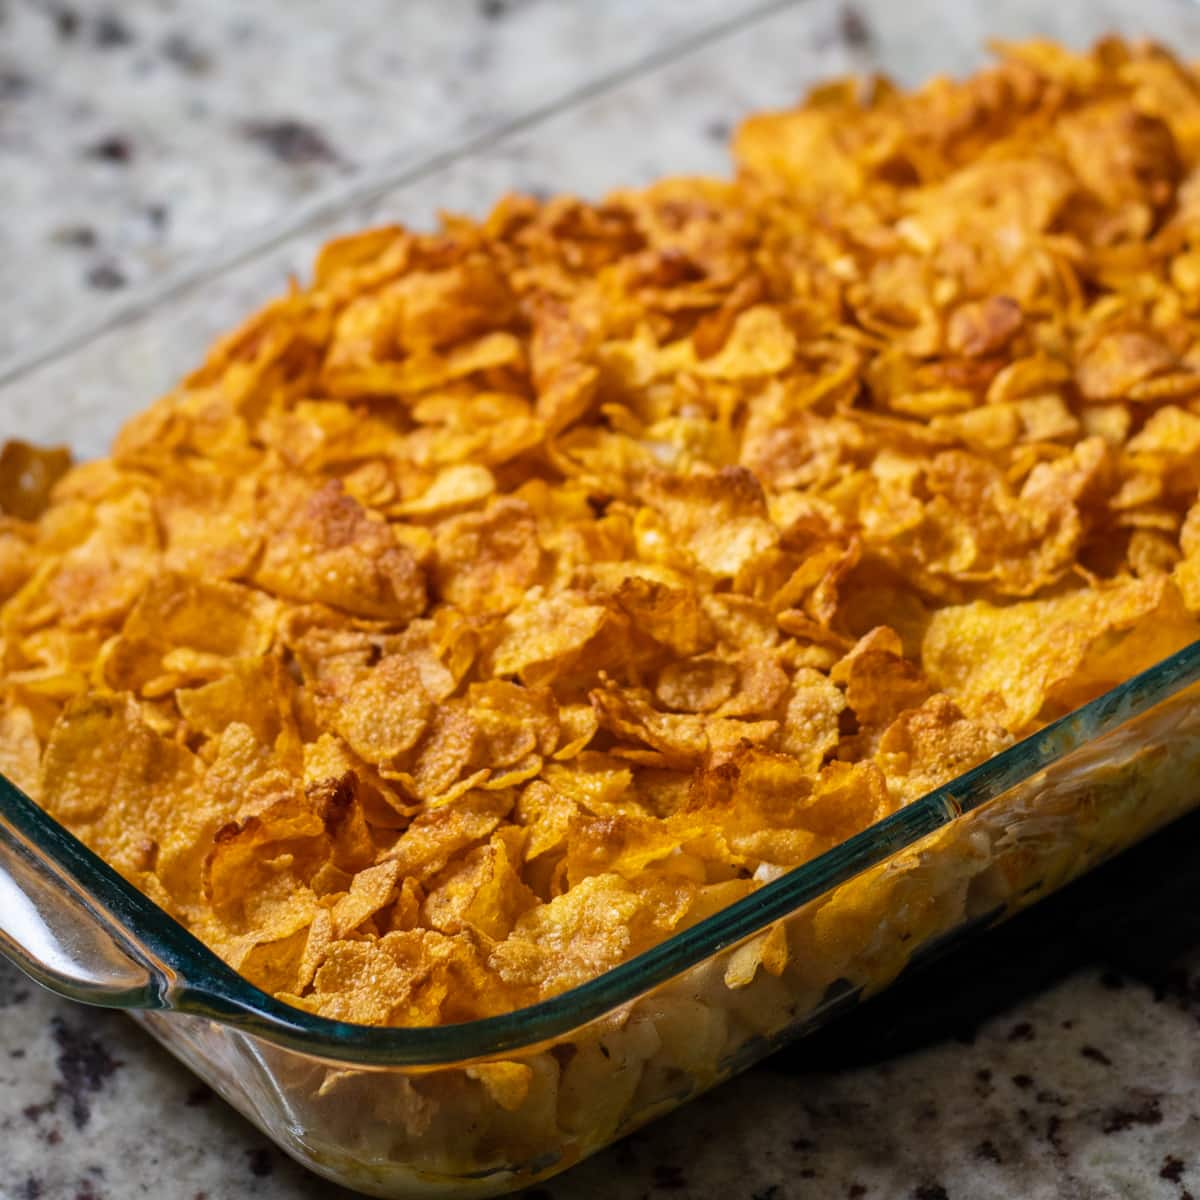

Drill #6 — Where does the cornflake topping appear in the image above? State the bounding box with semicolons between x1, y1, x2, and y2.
4;37;1200;1025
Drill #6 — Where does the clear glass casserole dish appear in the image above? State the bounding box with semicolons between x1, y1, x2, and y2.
5;1;1200;1195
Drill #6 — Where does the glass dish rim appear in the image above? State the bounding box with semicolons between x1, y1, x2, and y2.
4;638;1200;1066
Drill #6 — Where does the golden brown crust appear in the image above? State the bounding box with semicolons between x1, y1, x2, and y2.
5;36;1200;1025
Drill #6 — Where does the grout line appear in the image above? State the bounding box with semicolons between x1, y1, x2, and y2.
0;0;806;389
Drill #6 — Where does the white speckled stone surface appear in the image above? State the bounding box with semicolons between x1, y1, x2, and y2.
0;0;756;363
5;2;1200;1198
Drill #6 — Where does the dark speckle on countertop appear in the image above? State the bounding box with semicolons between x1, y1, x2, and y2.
50;1015;123;1130
92;11;133;48
50;224;98;248
50;5;80;39
245;1148;274;1178
84;262;127;290
1163;1155;1187;1183
838;4;872;48
161;31;211;75
1045;1114;1067;1157
82;134;133;164
0;66;32;99
241;118;340;165
1101;1093;1164;1135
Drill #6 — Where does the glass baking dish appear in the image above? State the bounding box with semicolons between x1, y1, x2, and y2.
6;1;1200;1195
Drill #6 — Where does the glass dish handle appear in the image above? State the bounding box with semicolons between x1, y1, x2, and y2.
0;778;352;1051
0;791;167;1009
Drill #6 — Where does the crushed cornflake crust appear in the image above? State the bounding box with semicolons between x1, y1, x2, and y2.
4;36;1200;1027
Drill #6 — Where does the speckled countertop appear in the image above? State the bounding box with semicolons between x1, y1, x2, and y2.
4;1;1200;1197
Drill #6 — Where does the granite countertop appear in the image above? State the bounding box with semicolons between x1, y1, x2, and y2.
4;1;1200;1197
